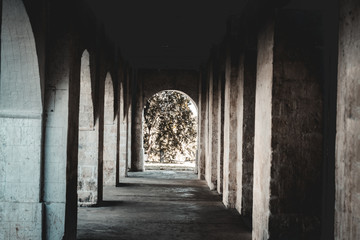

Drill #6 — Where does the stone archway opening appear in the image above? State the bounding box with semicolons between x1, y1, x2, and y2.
143;90;198;172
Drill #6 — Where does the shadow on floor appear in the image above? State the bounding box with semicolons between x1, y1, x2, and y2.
77;171;251;240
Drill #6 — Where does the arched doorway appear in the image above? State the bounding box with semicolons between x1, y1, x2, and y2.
143;90;198;172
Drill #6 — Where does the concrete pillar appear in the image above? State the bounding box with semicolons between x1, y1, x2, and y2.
205;62;217;190
204;73;211;180
131;72;144;171
96;57;106;204
218;53;226;194
335;0;360;239
118;80;128;179
77;50;99;206
103;73;117;186
198;71;206;180
239;48;256;221
0;0;43;238
253;11;323;239
125;68;132;171
127;105;132;170
211;59;222;193
43;7;80;239
222;43;243;209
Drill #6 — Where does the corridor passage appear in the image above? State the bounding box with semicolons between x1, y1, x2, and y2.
77;171;252;240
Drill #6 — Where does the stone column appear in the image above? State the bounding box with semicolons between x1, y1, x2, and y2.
103;73;117;186
198;70;207;180
131;71;144;171
218;51;226;194
211;58;222;193
253;11;323;239
119;80;128;179
43;7;80;239
205;62;216;190
223;44;243;208
239;48;256;222
335;0;360;239
77;50;99;206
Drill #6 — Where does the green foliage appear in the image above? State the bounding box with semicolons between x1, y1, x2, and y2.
143;91;197;163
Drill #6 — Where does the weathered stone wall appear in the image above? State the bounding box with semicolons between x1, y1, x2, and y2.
103;73;117;186
253;11;323;239
119;81;128;179
211;59;222;193
218;53;226;194
253;16;275;240
205;63;216;190
77;50;99;205
234;54;244;214
198;71;206;180
0;0;42;113
0;0;43;238
240;49;256;220
131;73;144;171
43;8;80;238
335;0;360;239
223;47;243;208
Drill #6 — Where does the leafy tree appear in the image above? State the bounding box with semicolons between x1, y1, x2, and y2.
143;91;197;163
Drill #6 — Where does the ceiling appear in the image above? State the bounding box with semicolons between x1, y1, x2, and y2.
85;0;248;70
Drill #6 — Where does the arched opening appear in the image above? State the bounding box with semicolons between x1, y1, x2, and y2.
0;0;43;238
143;90;198;172
77;50;99;206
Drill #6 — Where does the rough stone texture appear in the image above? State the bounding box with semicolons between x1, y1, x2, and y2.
205;64;216;190
234;54;244;214
0;0;42;113
198;72;208;180
43;17;79;240
0;1;44;239
240;49;256;221
96;54;107;205
0;118;43;240
253;11;323;239
223;48;242;209
198;72;206;180
103;73;117;186
211;60;222;194
77;50;99;206
127;104;132;171
218;60;226;195
119;82;128;179
131;74;144;171
335;0;360;239
253;17;274;240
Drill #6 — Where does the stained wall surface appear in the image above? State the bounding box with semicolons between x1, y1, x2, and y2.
253;11;323;239
335;0;360;239
0;0;44;239
103;73;117;186
77;50;99;205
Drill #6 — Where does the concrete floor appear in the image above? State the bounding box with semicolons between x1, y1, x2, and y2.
77;171;252;240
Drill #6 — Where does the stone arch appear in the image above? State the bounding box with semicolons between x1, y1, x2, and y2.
142;90;198;168
77;49;99;206
0;0;42;113
103;72;118;186
144;90;198;111
0;0;43;238
141;69;199;107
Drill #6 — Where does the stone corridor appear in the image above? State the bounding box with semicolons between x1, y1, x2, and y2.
1;0;359;239
77;171;251;240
